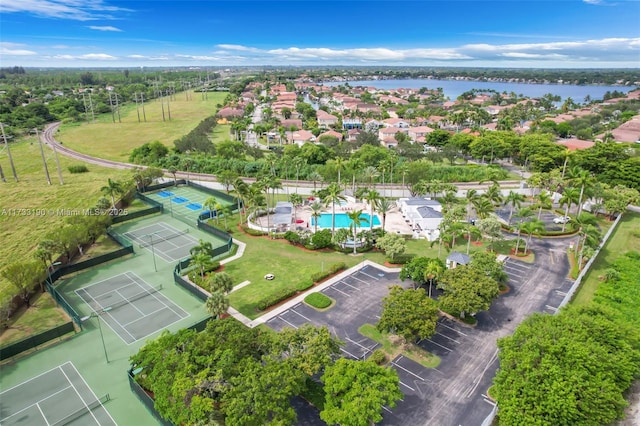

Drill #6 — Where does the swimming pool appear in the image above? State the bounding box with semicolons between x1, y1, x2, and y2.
312;213;381;229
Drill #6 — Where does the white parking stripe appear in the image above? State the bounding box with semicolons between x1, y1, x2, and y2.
438;321;468;337
423;338;453;352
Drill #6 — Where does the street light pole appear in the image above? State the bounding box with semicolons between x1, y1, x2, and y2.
81;307;112;364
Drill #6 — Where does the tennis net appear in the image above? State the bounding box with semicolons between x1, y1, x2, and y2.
86;284;163;312
51;393;110;426
138;229;190;248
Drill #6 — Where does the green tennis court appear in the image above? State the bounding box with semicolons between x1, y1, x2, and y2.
145;184;236;227
0;362;116;426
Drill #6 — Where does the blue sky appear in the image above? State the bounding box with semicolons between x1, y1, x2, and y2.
1;0;639;68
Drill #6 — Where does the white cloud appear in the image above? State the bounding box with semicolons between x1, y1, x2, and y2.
80;53;116;60
0;42;37;56
1;0;132;21
87;25;122;32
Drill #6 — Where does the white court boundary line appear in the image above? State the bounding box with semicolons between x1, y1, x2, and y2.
77;271;189;344
0;362;114;426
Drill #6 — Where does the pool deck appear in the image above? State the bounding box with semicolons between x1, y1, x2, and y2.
255;202;413;234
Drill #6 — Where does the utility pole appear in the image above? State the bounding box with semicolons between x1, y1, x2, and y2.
165;89;171;120
34;128;51;185
135;92;141;122
0;123;18;182
46;128;64;185
109;92;116;123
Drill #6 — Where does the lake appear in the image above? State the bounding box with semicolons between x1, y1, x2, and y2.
322;78;636;102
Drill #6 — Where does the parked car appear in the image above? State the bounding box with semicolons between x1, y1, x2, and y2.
553;215;571;224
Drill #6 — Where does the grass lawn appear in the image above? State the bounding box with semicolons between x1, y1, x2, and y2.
358;324;441;368
571;212;640;306
0;139;132;298
0;292;71;346
73;233;122;263
211;124;231;144
56;92;227;162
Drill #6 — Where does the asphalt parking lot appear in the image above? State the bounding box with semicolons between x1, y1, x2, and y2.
494;207;567;231
265;238;575;425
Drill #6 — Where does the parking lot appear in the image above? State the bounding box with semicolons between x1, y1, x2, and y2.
495;207;567;231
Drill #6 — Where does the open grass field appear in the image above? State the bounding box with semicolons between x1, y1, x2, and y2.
0;139;132;298
56;91;227;162
571;212;640;306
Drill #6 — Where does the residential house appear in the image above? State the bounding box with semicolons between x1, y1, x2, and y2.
347;128;361;142
408;126;435;143
397;197;443;241
382;118;410;128
316;110;339;128
286;130;316;146
318;129;343;142
356;103;381;114
342;118;362;130
281;119;303;130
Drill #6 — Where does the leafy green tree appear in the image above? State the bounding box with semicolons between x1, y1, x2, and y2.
470;251;507;285
399;256;433;287
1;261;45;307
493;305;640;426
321;359;402;426
377;285;439;341
437;265;500;319
423;257;446;297
375;233;407;263
274;324;342;376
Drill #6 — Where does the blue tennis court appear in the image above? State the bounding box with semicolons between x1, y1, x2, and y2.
185;203;203;211
172;196;188;204
157;190;174;198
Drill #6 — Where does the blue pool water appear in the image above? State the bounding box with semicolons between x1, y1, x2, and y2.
312;213;381;229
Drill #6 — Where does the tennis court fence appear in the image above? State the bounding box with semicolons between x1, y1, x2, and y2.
0;321;75;361
127;370;174;426
112;193;163;224
173;263;208;302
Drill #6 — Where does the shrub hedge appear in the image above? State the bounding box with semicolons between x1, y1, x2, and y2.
68;165;89;173
256;288;298;311
304;293;332;309
311;262;347;283
369;349;387;365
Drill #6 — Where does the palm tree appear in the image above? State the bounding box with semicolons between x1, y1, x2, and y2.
191;251;212;280
362;166;379;189
323;182;346;237
310;201;324;233
535;190;552;220
424;258;445;296
484;183;503;208
559;187;580;232
364;189;380;232
465;189;479;221
293;157;306;193
334;156;345;185
520;219;545;255
101;178;124;209
465;224;482;255
308;170;323;192
167;165;178;185
231;177;249;216
375;198;393;234
472;197;494;219
219;205;232;230
190;239;213;258
504;190;525;225
204;196;218;221
347;209;368;254
568;167;594;216
513;207;534;254
560;148;571;179
205;292;229;318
